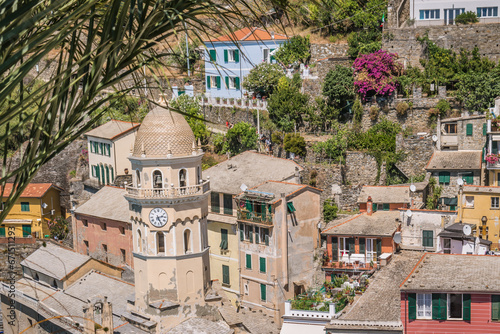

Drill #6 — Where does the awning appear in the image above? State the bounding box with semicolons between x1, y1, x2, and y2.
280;322;326;334
440;197;458;206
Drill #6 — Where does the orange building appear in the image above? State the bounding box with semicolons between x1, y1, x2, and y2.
357;184;427;212
322;211;400;279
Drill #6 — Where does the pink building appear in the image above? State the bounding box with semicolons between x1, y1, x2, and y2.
73;186;133;267
401;253;500;333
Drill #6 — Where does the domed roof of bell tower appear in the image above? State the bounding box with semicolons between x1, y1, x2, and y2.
132;104;196;158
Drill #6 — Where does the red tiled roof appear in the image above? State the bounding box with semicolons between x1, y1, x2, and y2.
1;183;60;198
207;27;288;42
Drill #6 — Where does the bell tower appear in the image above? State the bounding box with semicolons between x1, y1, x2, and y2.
124;103;210;315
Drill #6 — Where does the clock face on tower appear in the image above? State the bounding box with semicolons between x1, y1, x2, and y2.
149;208;168;228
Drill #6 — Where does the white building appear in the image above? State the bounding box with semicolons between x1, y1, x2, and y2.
85;120;139;185
410;0;499;26
438;222;491;254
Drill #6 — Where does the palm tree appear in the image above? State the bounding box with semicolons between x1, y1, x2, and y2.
0;0;289;222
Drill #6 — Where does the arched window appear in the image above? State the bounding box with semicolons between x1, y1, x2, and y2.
105;165;110;185
184;229;191;254
100;165;105;184
156;232;165;254
110;166;114;183
136;169;141;188
179;169;187;188
153;170;163;189
197;166;201;184
137;229;142;253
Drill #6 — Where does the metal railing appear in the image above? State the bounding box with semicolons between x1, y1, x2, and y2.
125;180;210;199
201;97;268;110
237;210;273;225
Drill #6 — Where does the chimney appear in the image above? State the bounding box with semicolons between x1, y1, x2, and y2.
294;167;301;184
367;196;373;216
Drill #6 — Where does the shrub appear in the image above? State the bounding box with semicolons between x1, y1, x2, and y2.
436;99;451;116
268;76;309;132
170;95;210;142
223;122;258;155
274;35;311;65
271;131;284;146
284;133;307;157
455;11;478;25
369;105;379;121
212;134;225;154
353;99;363;125
323;199;338;222
242;63;285;97
396;102;409;116
322;65;355;109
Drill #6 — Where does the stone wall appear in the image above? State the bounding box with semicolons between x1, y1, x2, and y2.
0;241;42;282
201;104;259;129
430;171;481;198
455;116;487;151
383;23;500;68
396;134;435;177
345;151;382;186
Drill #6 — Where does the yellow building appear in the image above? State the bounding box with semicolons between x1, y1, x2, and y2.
458;185;500;250
0;183;63;238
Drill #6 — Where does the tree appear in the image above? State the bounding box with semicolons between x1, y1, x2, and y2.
323;199;338;222
347;29;382;59
283;133;306;157
322;65;354;110
274;35;311;65
170;95;209;142
268;76;309;132
242;63;284;97
223;122;258;155
456;67;500;112
0;0;288;222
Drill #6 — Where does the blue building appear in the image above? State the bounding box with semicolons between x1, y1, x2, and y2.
204;27;288;99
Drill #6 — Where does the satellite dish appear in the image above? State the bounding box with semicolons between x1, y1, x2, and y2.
406;209;413;217
457;178;464;186
41;203;48;209
240;183;248;192
393;232;402;244
432;135;438;142
410;184;416;192
463;225;472;236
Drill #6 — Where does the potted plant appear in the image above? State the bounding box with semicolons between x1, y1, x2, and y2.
229;98;234;105
492;119;500;131
252;99;257;106
486;154;499;165
236;98;241;106
215;97;220;104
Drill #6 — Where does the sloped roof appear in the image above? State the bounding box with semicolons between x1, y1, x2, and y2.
207;27;288;42
204;151;303;194
401;253;500;292
74;186;129;223
1;183;61;198
322;211;399;236
168;318;232;334
357;185;411;204
425;150;482;170
21;243;90;280
85;119;139;140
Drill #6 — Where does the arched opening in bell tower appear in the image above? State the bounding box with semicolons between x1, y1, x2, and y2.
179;169;187;188
137;229;142;253
153;170;163;189
156;232;165;254
183;229;192;254
136;169;141;188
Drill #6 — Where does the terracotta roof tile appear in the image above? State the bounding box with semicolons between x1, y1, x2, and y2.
1;183;59;198
207;27;288;42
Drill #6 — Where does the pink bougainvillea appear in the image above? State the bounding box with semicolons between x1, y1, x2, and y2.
353;50;402;101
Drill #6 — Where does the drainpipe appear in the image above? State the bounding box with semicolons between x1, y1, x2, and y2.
281;193;288;291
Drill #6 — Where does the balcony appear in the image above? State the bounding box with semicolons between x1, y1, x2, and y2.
237;210;273;225
125;180;210;199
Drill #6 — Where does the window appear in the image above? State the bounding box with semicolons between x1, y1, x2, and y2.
22;225;31;237
157;232;165;254
224;49;239;63
444;123;457;134
239;223;244;241
207;76;221;89
184;229;191;254
223;194;233;215
419;9;440;19
208;49;216;62
491;197;500;209
246;253;252;269
422;230;433;248
119;226;125;235
477;7;498;18
211;192;220;213
462;172;473;185
263;49;270;63
466;124;473;136
102;223;107;231
448;294;463;319
82;219;88;227
382;203;390;211
245;225;253;243
442;238;451;254
492;295;500;321
21;202;30;212
220;228;228;250
179;169;187;188
0;226;5;237
259;257;266;273
222;265;230;285
339;238;349;258
366;238;376;263
465;196;475;208
137;229;142;253
260;283;266;301
438;172;450;185
121;249;126;263
84;240;89;255
262;228;270;246
417;294;432;319
102;244;108;262
244;283;249;295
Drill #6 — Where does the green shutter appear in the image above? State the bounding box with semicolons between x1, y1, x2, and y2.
245;200;252;211
22;225;31;237
222;265;230;285
246;254;252;269
89;141;94;153
254;227;260;243
331;237;338;261
225;76;229;89
466;124;473;136
260;204;266;219
483;123;487;136
211;192;220;213
209;49;216;62
240;224;244;241
216;76;221;89
21;202;30;212
439;172;450;184
432;293;447;320
220;229;228;250
383;203;390;211
348;238;355;255
376;239;382;258
223;194;232;215
287;202;296;213
463;294;471;321
259;257;266;273
0;226;5;237
372;203;377;212
270;49;275;62
260;283;266;301
207;76;211;89
423;230;434;247
249;226;253;243
494;141;499;154
224;49;228;62
408;293;417;320
463;173;473;185
359;238;365;255
234;49;239;62
492;295;500;320
235;77;240;90
268;204;272;213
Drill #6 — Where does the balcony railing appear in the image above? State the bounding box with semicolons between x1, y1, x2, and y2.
125;180;210;199
237;210;273;225
323;254;378;270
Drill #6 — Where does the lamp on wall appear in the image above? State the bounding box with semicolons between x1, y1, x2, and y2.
482;216;488;225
